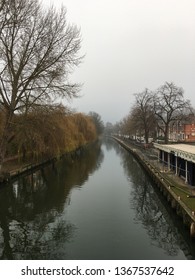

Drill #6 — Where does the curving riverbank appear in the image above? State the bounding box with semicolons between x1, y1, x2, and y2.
113;136;195;238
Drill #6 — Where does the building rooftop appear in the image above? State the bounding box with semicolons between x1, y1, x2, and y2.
163;144;195;154
154;143;195;163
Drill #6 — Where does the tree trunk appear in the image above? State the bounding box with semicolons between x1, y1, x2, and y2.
144;130;149;144
164;125;169;144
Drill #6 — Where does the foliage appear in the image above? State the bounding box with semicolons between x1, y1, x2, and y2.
7;106;97;161
0;0;82;170
88;111;104;135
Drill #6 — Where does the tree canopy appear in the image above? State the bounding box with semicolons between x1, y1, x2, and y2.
0;0;83;171
153;82;191;143
115;82;192;144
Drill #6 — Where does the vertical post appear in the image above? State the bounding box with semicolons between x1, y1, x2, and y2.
185;160;188;184
162;151;165;172
157;149;160;162
162;151;164;163
175;155;178;175
168;153;170;171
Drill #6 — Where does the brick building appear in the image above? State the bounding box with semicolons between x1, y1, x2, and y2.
168;114;195;142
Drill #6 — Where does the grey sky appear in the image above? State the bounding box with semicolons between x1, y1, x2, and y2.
43;0;195;124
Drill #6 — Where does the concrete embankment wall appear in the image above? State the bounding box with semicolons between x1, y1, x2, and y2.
114;137;195;238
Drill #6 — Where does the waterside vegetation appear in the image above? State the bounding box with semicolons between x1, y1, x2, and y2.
0;105;104;177
0;0;104;176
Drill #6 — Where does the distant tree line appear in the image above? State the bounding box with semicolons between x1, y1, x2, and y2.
113;82;192;144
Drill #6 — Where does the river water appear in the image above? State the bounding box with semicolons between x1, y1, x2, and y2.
0;138;195;260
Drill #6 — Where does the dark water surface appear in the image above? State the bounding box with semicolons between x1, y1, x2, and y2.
0;138;195;259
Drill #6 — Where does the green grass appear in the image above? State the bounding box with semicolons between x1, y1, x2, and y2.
170;186;195;212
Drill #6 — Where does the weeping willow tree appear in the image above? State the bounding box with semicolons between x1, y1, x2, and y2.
7;106;97;161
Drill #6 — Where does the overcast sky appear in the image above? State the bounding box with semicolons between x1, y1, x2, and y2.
43;0;195;124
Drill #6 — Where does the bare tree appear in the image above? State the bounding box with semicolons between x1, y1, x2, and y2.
119;114;136;139
133;88;156;143
0;0;5;11
0;0;82;171
88;111;104;135
0;0;7;36
153;82;191;144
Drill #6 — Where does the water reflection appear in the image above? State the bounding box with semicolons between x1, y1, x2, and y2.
1;138;195;260
109;138;195;259
0;141;103;259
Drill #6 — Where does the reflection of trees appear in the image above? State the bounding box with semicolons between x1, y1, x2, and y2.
103;137;121;152
0;141;104;259
114;142;195;259
9;219;76;260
